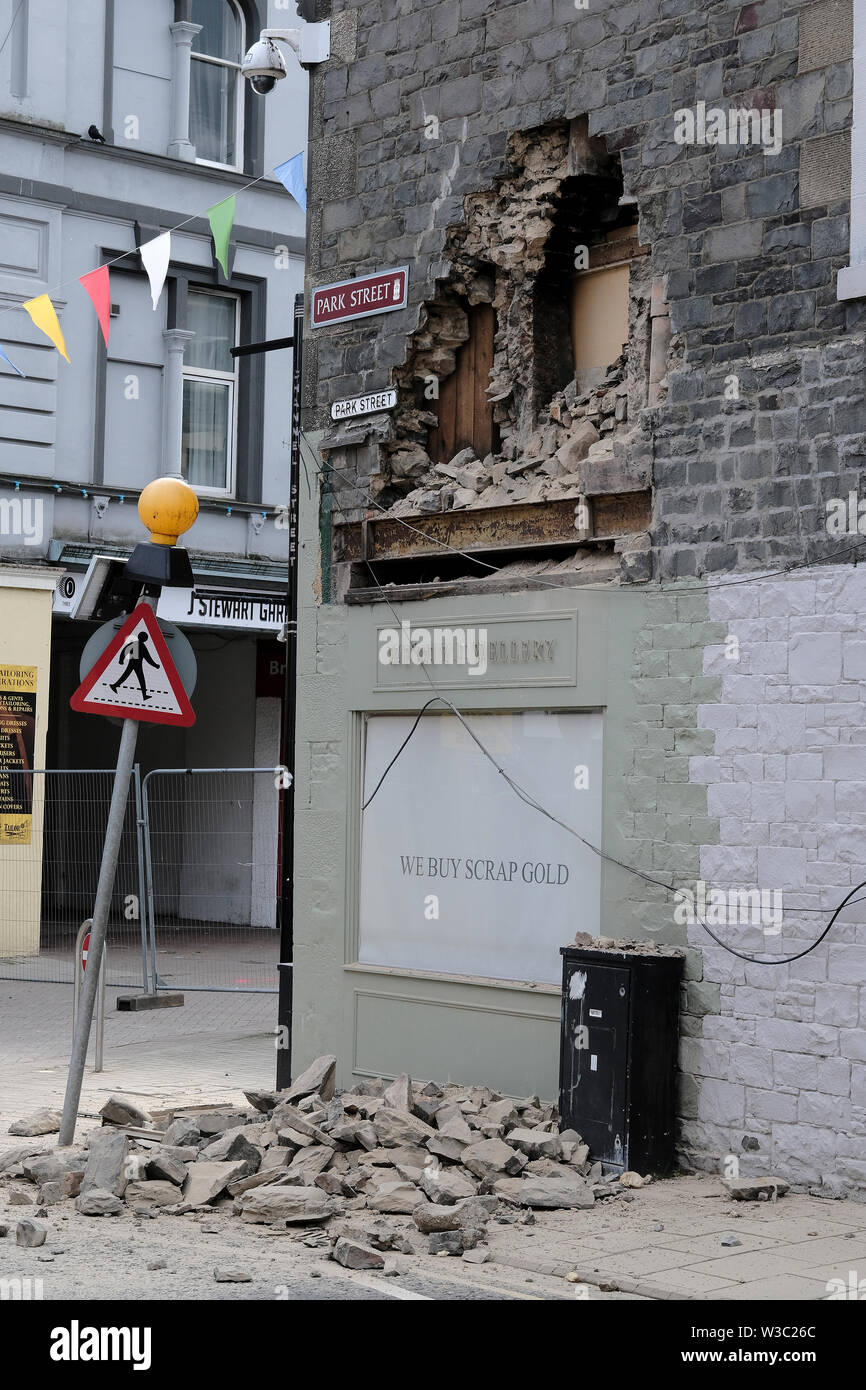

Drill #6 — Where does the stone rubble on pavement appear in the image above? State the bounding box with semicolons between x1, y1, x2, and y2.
0;1059;672;1268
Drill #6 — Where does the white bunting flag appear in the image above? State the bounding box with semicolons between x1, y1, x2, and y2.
140;231;171;310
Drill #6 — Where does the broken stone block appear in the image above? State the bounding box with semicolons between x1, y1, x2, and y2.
99;1095;153;1128
436;1114;474;1145
183;1161;251;1206
462;1138;527;1180
462;1247;490;1264
213;1268;252;1282
482;1099;519;1130
426;1134;467;1164
125;1180;181;1209
722;1176;790;1201
60;1171;84;1199
332;1237;385;1270
283;1055;337;1105
382;1073;413;1112
8;1185;35;1204
15;1218;47;1246
198;1130;261;1173
194;1111;248;1137
235;1185;333;1225
82;1130;129;1198
161;1117;201;1147
428;1230;463;1256
37;1181;65;1206
490;1177;523;1201
524;1158;563;1178
243;1090;277;1113
314;1172;345;1196
271;1104;333;1145
146;1152;187;1186
412;1202;463;1234
507;1128;562;1160
619;1171;644;1188
76;1189;123;1217
418;1163;476;1205
373;1108;435;1149
367;1180;422;1215
518;1173;594;1209
283;1146;334;1187
8;1108;62;1137
259;1145;292;1172
451;487;479;508
277;1126;314;1150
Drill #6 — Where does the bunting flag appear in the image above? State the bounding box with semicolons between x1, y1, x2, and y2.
140;231;171;310
207;195;236;278
79;265;111;347
22;295;70;362
273;154;306;212
0;344;25;378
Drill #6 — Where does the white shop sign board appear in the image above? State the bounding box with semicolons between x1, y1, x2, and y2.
359;711;603;984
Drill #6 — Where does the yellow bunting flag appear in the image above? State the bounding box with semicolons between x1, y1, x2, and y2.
22;294;70;363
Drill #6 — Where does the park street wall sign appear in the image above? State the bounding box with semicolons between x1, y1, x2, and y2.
311;267;409;328
331;388;397;421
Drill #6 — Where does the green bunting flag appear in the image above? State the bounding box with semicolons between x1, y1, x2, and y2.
207;195;236;278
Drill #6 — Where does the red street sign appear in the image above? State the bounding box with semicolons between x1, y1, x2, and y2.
70;603;195;727
81;933;90;972
310;266;409;328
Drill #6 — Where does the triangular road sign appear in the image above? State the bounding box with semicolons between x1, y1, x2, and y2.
70;603;195;726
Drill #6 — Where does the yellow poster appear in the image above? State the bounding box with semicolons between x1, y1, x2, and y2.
0;665;38;846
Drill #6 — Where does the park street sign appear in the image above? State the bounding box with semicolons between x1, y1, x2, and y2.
331;388;397;421
311;267;409;328
70;603;195;727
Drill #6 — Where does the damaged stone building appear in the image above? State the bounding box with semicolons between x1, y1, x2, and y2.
292;0;866;1193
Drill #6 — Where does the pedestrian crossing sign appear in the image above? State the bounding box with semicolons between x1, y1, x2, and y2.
70;603;195;726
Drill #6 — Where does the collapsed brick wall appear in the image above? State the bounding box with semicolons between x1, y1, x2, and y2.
305;0;864;577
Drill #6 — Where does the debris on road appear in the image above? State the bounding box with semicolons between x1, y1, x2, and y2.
0;1062;647;1268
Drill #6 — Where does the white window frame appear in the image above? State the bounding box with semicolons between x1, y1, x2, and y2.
839;0;866;299
190;0;245;172
182;290;239;499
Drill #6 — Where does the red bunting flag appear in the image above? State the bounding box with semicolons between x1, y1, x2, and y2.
79;265;111;347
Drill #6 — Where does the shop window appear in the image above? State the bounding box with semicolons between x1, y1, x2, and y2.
182;289;239;495
427;303;498;464
190;0;245;168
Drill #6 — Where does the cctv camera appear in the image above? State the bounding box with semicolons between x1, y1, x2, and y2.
241;38;287;94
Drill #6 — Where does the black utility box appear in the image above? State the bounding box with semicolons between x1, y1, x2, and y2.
559;943;683;1175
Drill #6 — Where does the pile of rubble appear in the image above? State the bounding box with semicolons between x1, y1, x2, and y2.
388;357;642;519
2;1058;650;1268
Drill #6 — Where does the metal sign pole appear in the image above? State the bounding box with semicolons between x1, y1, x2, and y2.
59;715;138;1144
72;918;106;1074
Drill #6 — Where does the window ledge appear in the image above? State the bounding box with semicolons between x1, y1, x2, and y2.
838;265;866;301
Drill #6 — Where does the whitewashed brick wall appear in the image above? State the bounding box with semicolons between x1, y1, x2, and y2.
682;566;866;1191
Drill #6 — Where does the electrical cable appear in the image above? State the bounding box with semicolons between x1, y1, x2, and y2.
0;0;24;59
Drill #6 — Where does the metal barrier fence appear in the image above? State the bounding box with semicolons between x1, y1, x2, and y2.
0;769;147;988
0;767;281;994
141;768;280;994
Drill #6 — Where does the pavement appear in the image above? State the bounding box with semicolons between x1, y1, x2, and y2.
1;978;864;1301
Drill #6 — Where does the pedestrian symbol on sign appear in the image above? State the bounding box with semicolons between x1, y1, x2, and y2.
110;633;159;700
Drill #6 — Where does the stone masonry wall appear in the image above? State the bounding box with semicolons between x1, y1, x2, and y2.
304;0;864;576
300;0;866;1189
